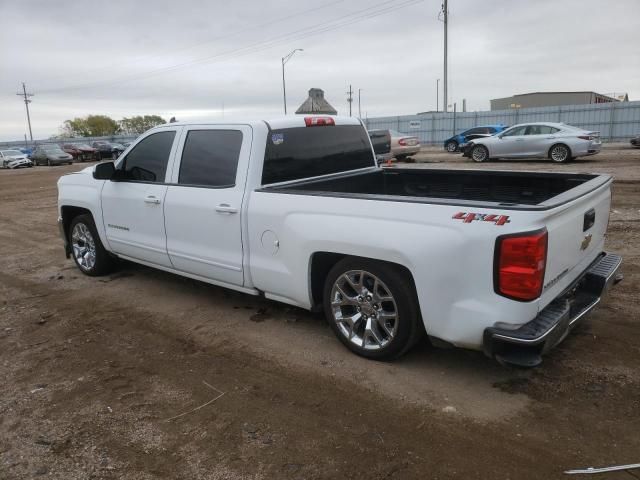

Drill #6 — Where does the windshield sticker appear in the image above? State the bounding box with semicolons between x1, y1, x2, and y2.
452;212;510;226
271;133;284;145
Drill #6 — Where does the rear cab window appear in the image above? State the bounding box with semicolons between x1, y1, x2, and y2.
178;130;243;187
262;124;374;185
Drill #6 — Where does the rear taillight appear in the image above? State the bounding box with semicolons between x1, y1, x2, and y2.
398;138;407;146
494;229;548;301
398;137;417;146
577;135;593;140
304;116;335;127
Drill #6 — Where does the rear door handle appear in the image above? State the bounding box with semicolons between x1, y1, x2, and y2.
215;203;238;214
515;138;525;142
144;195;161;205
546;136;556;139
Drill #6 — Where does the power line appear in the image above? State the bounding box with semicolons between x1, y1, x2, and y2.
38;0;423;95
34;0;347;88
16;83;34;142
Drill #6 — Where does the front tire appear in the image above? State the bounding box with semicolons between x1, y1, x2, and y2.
445;141;458;153
69;214;116;276
323;258;423;360
549;144;570;163
471;145;489;162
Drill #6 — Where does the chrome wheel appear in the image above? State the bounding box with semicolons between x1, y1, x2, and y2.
472;145;488;162
330;270;398;351
446;142;457;152
550;145;569;162
71;222;96;271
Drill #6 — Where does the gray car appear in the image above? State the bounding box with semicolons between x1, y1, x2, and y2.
464;122;602;163
32;144;74;166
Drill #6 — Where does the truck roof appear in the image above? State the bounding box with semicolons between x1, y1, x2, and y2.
155;115;362;131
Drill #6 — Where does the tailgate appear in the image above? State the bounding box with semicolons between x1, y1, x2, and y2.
539;178;612;308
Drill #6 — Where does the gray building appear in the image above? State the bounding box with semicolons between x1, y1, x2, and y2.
295;88;337;115
490;91;628;111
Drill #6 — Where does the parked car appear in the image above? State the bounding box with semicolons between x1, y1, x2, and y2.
389;130;420;160
57;115;621;367
367;129;392;163
62;143;100;162
444;125;508;152
92;141;125;159
463;122;601;163
630;134;640;148
0;149;33;168
19;147;34;157
31;144;74;166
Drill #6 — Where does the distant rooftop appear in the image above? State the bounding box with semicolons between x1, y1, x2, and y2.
295;88;338;115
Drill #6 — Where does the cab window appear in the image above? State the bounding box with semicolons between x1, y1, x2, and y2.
120;131;175;182
178;130;243;187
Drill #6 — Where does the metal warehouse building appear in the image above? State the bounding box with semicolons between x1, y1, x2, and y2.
490;91;629;111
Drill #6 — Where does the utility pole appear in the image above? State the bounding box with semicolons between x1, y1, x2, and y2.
436;78;440;113
440;0;448;113
281;49;303;115
358;88;362;118
347;85;353;116
16;82;34;142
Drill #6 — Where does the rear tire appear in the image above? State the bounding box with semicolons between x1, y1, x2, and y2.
323;257;423;360
471;145;489;163
549;144;570;163
69;214;117;276
445;141;458;153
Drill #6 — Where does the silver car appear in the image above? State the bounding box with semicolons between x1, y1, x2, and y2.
0;149;33;169
464;122;601;163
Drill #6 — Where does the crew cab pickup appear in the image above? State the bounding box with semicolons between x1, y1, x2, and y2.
57;115;622;366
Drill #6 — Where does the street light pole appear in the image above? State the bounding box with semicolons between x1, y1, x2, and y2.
358;88;362;118
436;78;440;113
281;49;303;115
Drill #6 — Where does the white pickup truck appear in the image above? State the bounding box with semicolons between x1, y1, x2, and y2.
57;115;622;366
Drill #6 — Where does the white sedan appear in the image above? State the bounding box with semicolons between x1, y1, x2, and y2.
464;122;601;163
0;149;33;169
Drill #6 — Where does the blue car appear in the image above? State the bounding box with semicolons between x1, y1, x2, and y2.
444;125;508;152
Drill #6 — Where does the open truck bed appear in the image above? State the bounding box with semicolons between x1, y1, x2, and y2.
260;168;609;210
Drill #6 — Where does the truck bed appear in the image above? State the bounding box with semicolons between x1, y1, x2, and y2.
261;168;606;210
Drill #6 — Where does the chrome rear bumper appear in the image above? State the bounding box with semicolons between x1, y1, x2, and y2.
484;252;622;367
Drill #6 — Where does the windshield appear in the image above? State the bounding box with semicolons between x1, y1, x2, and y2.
262;125;374;185
388;130;408;137
42;145;63;152
1;150;23;156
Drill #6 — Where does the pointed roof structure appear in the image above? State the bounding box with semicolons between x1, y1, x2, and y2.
295;88;337;115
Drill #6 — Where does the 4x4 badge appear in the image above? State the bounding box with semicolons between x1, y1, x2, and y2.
452;212;510;226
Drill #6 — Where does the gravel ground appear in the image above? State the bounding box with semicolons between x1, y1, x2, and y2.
0;145;639;479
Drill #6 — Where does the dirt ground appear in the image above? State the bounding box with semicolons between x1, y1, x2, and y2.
1;145;639;479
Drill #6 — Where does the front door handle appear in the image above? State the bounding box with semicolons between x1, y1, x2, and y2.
215;203;238;214
515;138;525;142
144;195;161;205
545;136;556;139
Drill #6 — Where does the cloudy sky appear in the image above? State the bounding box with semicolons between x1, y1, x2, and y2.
1;0;638;141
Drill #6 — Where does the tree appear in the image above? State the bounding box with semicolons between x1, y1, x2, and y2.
119;115;166;135
61;115;120;137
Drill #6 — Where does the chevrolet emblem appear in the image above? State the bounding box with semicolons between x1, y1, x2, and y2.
581;233;592;250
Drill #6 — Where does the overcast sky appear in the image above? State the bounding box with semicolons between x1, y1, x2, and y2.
1;0;638;141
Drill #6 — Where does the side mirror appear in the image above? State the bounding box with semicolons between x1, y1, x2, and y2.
93;161;116;180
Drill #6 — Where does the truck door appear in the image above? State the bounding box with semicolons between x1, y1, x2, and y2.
100;127;180;268
163;125;251;286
